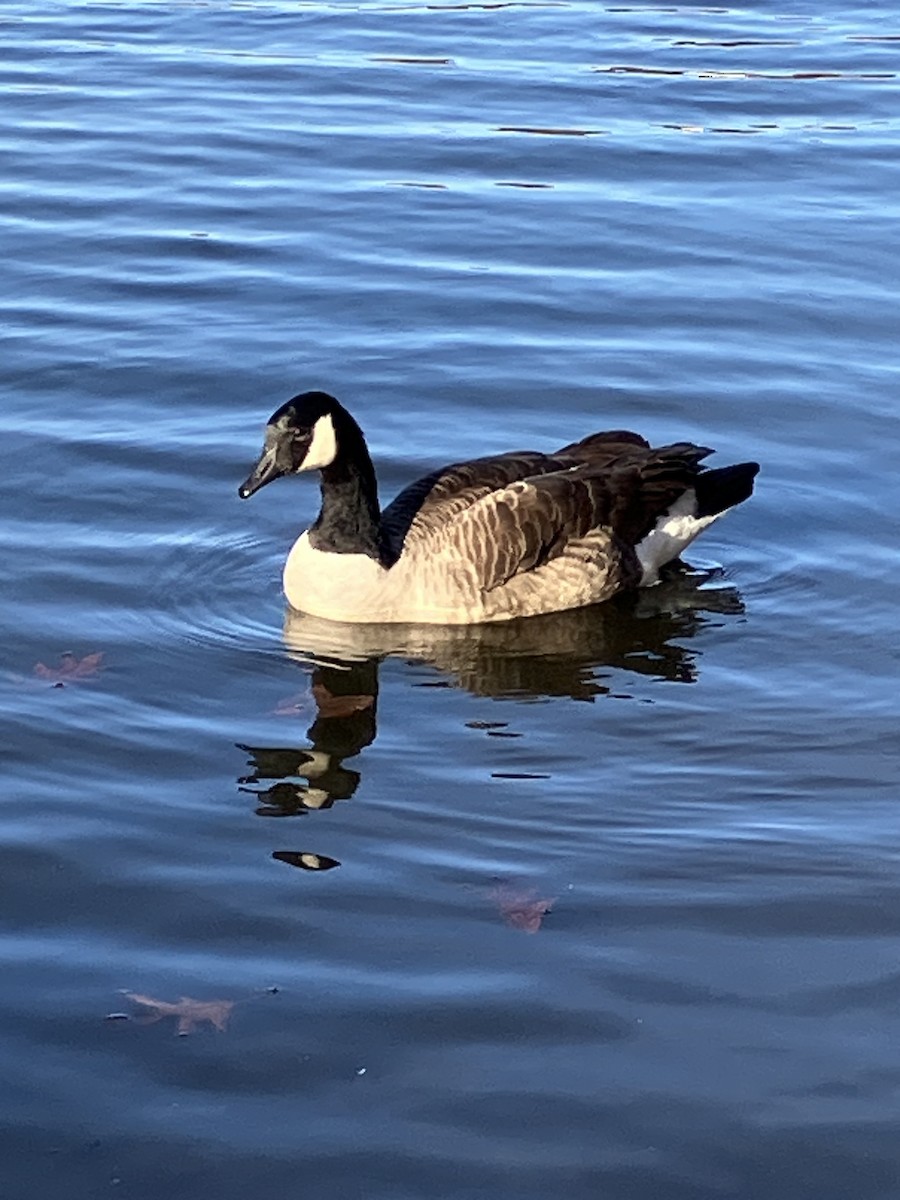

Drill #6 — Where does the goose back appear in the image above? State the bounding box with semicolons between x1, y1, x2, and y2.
368;433;732;622
380;430;666;562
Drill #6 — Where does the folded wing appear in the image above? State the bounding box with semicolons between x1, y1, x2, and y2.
383;432;715;592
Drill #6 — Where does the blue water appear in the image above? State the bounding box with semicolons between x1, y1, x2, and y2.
2;3;900;1197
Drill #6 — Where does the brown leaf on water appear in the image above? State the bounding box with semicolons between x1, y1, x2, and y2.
34;651;104;684
125;992;234;1035
311;682;374;720
489;883;556;934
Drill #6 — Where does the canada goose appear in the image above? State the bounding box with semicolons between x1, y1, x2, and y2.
239;391;758;625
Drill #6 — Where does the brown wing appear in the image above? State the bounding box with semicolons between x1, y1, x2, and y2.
379;431;664;566
420;441;714;594
380;451;558;565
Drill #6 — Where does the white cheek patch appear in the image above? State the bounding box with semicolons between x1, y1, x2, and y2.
300;413;338;471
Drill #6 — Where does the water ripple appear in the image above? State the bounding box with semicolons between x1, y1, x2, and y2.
3;0;900;1192
141;527;282;660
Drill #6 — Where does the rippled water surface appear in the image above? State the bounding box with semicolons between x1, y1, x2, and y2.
3;2;900;1197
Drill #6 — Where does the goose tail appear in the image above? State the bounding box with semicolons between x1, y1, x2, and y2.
636;461;759;585
694;461;759;517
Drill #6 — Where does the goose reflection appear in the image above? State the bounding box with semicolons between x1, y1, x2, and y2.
237;568;744;833
238;655;378;816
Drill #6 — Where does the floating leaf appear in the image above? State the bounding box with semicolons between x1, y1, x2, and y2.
489;883;556;934
34;651;104;684
125;992;234;1035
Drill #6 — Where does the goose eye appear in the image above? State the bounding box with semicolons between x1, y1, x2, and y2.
292;431;312;462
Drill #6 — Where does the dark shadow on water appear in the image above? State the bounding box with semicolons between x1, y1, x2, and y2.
236;567;743;828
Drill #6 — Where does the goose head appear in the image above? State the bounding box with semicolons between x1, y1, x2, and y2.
238;391;345;499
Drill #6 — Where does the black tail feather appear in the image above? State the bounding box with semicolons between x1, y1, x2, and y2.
694;462;759;518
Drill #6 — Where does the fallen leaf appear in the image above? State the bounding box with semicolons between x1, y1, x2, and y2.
34;651;104;683
125;992;234;1035
311;682;374;719
489;883;556;934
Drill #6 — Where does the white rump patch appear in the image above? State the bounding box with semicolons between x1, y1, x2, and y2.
300;413;338;471
635;489;721;585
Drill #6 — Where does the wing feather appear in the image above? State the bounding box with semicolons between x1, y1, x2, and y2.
380;435;715;587
380;451;558;563
435;474;597;593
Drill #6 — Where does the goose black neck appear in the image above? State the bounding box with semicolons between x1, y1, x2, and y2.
308;413;384;562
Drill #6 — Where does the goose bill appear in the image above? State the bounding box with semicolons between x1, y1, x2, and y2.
239;445;284;499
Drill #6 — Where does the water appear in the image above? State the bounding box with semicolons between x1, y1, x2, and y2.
2;2;900;1197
